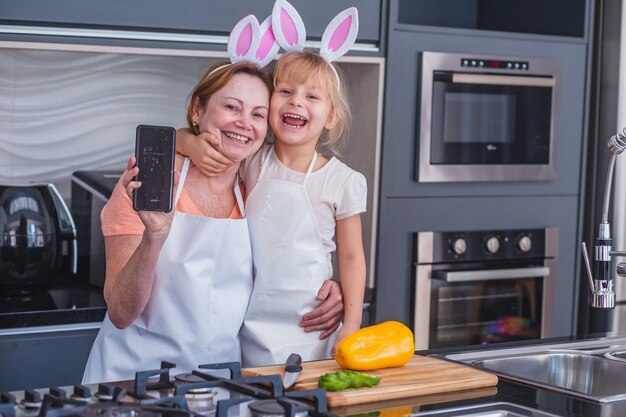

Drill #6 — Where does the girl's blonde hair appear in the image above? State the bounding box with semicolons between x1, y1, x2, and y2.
272;51;351;156
187;61;273;130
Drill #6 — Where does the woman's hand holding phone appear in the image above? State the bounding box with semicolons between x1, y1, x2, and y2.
133;125;176;212
123;156;179;243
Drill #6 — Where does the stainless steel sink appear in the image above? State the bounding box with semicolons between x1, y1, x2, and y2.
472;353;626;402
605;350;626;362
442;336;626;403
411;401;562;416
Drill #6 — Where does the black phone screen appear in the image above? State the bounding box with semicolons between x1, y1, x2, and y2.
133;125;176;212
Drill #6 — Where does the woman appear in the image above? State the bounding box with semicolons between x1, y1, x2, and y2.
82;61;342;384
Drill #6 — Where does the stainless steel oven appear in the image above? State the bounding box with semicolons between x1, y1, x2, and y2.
418;51;560;182
414;227;558;349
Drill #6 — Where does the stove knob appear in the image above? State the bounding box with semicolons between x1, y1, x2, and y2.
517;235;533;253
95;384;116;401
21;390;42;409
49;387;67;399
1;393;16;405
71;385;91;401
485;236;500;254
24;390;41;403
451;238;467;255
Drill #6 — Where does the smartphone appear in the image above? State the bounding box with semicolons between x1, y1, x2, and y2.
133;125;176;212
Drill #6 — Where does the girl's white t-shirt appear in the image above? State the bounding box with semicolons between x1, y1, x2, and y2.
241;145;367;278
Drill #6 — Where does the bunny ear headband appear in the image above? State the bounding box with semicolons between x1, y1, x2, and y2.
209;14;280;76
227;14;280;69
271;0;359;64
215;1;358;77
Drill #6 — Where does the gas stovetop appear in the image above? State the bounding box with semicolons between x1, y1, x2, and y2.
2;361;336;417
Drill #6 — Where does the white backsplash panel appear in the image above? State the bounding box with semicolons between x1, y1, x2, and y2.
0;48;221;199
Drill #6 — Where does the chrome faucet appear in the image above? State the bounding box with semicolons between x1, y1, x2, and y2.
581;128;626;308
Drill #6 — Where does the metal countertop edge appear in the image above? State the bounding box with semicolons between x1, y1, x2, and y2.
0;322;102;336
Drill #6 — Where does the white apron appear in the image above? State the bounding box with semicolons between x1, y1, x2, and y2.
240;147;337;367
83;158;253;383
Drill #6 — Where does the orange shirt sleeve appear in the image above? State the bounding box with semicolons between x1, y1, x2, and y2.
101;176;246;237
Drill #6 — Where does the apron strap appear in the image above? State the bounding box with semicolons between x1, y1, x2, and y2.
258;145;273;180
234;174;246;217
302;151;318;187
174;158;191;204
259;145;317;187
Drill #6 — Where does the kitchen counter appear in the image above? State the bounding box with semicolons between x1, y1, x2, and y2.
242;335;626;417
396;373;616;417
415;380;623;417
0;274;106;331
2;275;625;417
0;274;106;391
410;332;626;417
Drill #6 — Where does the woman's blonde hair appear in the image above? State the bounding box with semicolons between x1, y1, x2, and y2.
186;61;273;130
272;51;351;156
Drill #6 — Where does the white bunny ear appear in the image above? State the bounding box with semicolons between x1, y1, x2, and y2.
227;15;261;64
320;7;359;62
255;16;281;69
272;0;306;51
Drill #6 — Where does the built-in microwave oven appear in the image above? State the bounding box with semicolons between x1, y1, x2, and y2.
417;51;560;182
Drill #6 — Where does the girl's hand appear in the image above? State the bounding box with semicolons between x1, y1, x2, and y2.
178;128;234;177
301;280;344;339
122;156;178;242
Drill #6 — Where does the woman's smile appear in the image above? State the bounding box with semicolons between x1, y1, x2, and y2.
223;131;252;143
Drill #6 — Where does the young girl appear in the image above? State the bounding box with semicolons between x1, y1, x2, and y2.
179;1;364;366
178;50;366;367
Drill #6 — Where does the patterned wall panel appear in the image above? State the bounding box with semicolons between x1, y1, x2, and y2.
0;49;221;199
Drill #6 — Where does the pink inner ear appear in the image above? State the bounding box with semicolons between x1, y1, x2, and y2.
236;23;253;56
256;27;276;61
328;16;352;52
280;8;298;46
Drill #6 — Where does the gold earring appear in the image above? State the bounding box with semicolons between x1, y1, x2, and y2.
192;122;199;135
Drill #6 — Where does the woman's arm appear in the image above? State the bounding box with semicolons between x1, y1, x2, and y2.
103;233;166;328
332;214;367;352
176;127;233;176
103;158;176;328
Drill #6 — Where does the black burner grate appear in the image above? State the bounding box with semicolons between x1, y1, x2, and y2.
3;360;339;417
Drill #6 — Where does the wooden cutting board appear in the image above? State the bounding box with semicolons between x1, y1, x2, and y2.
242;355;498;407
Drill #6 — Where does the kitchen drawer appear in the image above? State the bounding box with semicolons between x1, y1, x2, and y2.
0;324;100;392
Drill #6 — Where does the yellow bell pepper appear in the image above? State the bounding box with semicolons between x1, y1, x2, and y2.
335;321;415;371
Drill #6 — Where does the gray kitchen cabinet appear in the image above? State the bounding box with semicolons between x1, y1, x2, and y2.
374;0;594;343
0;0;383;47
0;325;99;392
396;0;587;38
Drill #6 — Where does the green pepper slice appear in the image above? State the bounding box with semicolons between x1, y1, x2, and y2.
318;370;381;391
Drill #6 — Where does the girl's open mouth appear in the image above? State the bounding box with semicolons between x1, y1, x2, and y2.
282;113;308;128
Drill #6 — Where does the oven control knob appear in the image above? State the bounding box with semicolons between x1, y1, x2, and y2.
451;238;467;255
517;235;533;253
485;236;500;254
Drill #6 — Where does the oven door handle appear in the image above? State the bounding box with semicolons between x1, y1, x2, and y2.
432;266;550;282
452;73;555;87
